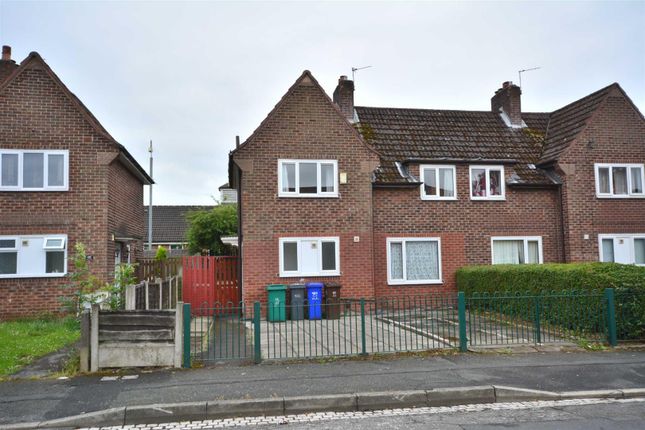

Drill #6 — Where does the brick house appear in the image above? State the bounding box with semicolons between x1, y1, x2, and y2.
143;205;213;256
230;71;644;303
0;46;152;319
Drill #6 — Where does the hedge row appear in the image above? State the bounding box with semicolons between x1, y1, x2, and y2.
456;263;645;341
456;262;645;295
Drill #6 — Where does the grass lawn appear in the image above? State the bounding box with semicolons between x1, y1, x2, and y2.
0;316;80;377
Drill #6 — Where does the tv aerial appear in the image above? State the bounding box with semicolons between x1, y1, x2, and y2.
352;65;372;81
518;67;541;88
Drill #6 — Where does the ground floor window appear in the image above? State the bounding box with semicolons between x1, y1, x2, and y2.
279;237;340;277
387;238;442;285
599;234;645;266
0;234;67;278
491;236;542;264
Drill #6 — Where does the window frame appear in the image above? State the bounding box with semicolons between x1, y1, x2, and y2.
469;165;505;200
594;163;645;198
490;236;543;265
0;149;69;191
598;234;645;266
386;237;443;285
278;236;340;277
0;234;68;278
419;164;457;200
277;159;339;198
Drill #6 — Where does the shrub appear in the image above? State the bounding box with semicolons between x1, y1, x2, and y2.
456;263;645;341
155;246;168;261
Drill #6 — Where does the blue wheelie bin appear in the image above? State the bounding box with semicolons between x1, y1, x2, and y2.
306;282;323;320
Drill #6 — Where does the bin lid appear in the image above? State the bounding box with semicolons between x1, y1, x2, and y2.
306;282;324;288
266;284;287;291
325;282;341;288
289;284;306;289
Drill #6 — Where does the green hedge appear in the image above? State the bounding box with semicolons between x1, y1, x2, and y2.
456;262;645;295
456;263;645;341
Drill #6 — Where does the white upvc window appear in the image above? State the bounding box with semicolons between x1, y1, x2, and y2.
278;160;338;198
469;165;505;200
0;150;69;191
595;163;644;198
598;234;645;266
491;236;543;265
420;165;457;200
387;238;442;285
0;234;67;278
279;237;340;277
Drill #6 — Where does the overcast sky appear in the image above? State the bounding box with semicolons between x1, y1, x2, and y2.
1;1;643;205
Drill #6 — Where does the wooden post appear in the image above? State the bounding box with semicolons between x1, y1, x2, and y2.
174;301;183;367
90;304;99;372
79;310;90;372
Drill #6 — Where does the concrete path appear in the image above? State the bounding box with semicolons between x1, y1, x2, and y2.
1;350;645;426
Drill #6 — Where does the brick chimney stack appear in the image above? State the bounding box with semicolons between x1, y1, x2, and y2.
0;45;18;84
333;75;355;122
491;81;523;128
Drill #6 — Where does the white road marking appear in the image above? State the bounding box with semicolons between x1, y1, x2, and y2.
83;397;645;430
100;376;119;381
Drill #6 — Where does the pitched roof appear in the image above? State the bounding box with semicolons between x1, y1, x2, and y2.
538;83;617;163
0;51;153;185
355;107;553;185
144;205;214;243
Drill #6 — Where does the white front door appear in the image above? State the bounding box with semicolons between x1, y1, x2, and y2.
613;237;632;264
300;240;318;275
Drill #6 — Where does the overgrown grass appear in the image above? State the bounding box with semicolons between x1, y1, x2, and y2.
0;316;80;376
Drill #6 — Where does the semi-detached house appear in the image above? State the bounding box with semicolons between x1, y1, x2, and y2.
230;71;645;304
0;46;152;318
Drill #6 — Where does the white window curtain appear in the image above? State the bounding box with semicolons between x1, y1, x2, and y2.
631;168;643;194
1;153;18;186
320;164;335;193
390;242;403;279
493;240;524;264
634;239;645;265
598;168;610;193
439;168;454;197
613;167;628;195
405;241;439;281
281;163;295;193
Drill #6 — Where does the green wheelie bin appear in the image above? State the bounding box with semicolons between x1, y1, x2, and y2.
266;284;287;322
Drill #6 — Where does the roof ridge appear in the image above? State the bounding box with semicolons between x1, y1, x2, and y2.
548;82;617;115
356;106;550;115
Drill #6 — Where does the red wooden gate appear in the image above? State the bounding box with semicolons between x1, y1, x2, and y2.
182;256;239;314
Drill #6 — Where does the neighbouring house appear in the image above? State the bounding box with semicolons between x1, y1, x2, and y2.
219;182;238;204
143;205;214;256
229;70;644;303
0;46;153;319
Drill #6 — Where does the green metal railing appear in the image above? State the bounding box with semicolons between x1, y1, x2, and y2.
182;288;641;367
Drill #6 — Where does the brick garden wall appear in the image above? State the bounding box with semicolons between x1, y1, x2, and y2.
557;89;645;262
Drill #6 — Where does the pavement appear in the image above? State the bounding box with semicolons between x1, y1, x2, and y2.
1;350;644;428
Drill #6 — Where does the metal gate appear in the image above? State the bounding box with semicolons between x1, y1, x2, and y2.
182;256;239;315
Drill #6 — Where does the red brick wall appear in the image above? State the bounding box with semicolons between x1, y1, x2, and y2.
0;59;143;319
372;164;563;296
557;89;645;262
234;77;380;303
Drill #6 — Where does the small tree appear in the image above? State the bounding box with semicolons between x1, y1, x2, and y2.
60;243;105;315
186;205;237;255
105;262;138;310
155;245;168;261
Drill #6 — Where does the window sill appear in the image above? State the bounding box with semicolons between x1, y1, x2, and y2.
278;194;339;199
470;197;506;201
0;188;69;192
388;280;443;286
596;194;645;199
279;272;341;278
421;196;458;201
0;273;67;279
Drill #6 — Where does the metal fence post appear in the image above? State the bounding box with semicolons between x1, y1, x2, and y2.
183;303;191;368
360;298;367;355
254;302;262;364
458;292;468;352
534;296;542;344
605;288;617;347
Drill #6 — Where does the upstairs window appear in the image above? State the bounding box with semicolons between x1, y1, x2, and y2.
595;164;644;198
420;165;456;200
0;235;67;278
278;160;338;197
0;150;69;191
279;237;340;277
470;165;505;200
